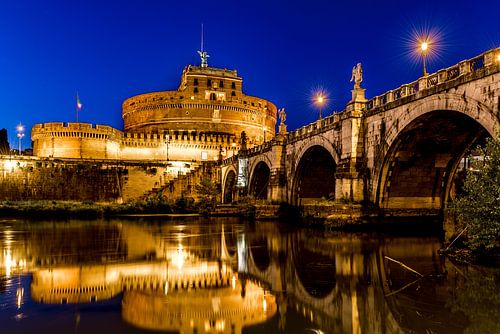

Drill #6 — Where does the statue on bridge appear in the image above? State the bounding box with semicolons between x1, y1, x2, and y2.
278;107;286;125
350;63;363;88
278;107;288;134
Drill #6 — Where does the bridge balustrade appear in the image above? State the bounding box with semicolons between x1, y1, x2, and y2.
363;50;496;112
470;55;485;71
427;74;439;88
447;66;460;80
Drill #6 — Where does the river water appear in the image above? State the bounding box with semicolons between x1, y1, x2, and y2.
0;217;498;334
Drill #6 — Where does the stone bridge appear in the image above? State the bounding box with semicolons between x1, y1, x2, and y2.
221;48;500;214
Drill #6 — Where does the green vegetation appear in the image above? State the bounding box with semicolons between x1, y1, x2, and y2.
195;177;219;214
449;266;500;334
452;136;500;256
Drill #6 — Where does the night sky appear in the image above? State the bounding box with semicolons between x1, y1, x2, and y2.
0;0;499;149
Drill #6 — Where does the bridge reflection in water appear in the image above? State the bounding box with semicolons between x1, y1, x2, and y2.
1;218;498;333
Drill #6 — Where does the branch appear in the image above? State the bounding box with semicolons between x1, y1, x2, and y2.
384;256;424;277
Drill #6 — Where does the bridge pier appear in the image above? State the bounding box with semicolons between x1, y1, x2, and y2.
335;86;367;202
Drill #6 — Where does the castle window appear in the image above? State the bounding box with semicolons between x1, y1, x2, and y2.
210;93;216;101
207;79;212;87
219;80;224;88
231;82;236;89
193;78;198;86
194;87;198;93
231;91;236;96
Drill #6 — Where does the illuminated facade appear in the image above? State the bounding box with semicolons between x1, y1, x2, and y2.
31;57;277;163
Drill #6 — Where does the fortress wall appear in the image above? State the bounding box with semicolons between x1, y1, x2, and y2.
0;158;123;201
32;122;123;159
161;162;219;201
32;123;241;161
121;165;170;202
0;156;181;202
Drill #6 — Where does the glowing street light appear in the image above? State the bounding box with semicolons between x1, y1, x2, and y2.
16;123;24;155
263;126;267;143
165;133;170;161
420;40;430;76
315;93;326;119
232;142;237;157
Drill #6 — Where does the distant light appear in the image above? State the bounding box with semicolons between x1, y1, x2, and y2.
496;53;500;62
4;160;15;170
316;95;325;105
231;274;236;289
420;41;429;52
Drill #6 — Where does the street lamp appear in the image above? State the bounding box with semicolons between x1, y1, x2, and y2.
165;134;170;161
263;126;267;143
16;123;24;155
315;93;326;119
420;40;429;76
232;142;236;157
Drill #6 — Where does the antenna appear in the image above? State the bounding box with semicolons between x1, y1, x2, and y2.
197;23;209;68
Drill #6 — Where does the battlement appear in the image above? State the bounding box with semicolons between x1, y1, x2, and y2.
183;65;239;78
31;122;124;140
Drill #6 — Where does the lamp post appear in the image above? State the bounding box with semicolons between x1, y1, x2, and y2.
420;41;429;76
263;126;267;143
315;94;325;120
165;134;170;161
16;123;24;155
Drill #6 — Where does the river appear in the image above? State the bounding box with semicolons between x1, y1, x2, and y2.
0;217;498;334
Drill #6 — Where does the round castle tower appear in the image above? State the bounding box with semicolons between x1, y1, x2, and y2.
32;54;277;162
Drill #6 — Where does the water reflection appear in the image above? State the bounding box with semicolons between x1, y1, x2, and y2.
0;218;499;333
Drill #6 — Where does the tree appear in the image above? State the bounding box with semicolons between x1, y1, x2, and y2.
195;177;219;213
453;136;500;253
0;129;10;155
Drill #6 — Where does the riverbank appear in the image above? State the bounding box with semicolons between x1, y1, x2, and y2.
0;199;196;219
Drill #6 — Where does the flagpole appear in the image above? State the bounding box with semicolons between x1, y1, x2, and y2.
76;92;79;123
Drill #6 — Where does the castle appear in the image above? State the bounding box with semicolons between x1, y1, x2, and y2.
31;53;277;165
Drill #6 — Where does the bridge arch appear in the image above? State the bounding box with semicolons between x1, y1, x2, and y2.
248;159;271;200
291;137;339;205
222;167;237;204
376;93;497;210
291;238;337;299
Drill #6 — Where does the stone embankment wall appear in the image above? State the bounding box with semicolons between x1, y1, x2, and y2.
0;156;170;202
160;162;219;201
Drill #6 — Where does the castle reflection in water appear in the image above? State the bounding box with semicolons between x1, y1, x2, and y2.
1;218;498;334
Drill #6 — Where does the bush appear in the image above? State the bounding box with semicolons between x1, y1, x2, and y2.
453;136;500;254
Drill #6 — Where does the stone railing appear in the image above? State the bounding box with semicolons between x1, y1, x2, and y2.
285;112;345;143
365;47;500;111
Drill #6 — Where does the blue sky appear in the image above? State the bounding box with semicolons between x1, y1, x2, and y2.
0;0;499;149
